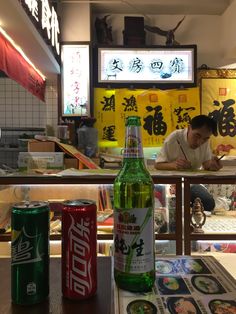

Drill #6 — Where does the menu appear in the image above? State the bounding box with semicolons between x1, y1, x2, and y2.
114;255;236;314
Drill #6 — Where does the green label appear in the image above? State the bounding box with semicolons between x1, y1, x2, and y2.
114;207;154;273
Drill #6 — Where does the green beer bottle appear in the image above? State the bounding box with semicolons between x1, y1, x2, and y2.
113;116;155;292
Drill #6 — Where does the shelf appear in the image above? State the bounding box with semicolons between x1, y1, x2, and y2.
0;232;179;242
1;127;45;132
0;148;26;152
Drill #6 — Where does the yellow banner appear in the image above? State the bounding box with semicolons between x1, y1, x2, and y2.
169;87;200;130
115;89;146;147
94;87;201;148
137;90;171;147
94;88;117;147
201;78;236;150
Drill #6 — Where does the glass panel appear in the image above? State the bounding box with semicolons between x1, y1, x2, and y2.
190;184;236;234
155;240;176;255
192;240;236;254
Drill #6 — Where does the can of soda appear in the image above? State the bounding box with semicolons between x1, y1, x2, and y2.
62;199;97;299
11;201;50;305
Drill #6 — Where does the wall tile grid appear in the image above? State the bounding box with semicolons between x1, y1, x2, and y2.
0;78;58;168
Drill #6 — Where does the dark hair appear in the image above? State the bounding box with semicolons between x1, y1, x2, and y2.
190;115;217;136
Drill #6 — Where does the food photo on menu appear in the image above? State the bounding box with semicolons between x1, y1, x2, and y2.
114;256;236;314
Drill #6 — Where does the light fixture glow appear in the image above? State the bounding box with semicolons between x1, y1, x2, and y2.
0;27;46;81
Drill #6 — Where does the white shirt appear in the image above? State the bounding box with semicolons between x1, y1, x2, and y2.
155;128;213;170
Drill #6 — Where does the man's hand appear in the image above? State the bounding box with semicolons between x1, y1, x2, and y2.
203;156;223;171
174;158;192;170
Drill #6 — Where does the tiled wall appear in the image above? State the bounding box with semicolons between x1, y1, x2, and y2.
0;78;58;168
0;78;58;128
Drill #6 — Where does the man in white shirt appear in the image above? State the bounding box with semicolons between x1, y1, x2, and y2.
155;115;223;212
155;115;222;171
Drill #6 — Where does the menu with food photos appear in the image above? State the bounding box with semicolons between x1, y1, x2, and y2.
114;256;236;314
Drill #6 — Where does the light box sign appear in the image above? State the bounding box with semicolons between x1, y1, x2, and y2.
95;45;197;88
61;44;90;117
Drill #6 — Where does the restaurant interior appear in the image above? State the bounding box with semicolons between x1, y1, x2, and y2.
0;1;236;312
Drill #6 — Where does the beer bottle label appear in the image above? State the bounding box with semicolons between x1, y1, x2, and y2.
114;207;154;273
123;126;144;158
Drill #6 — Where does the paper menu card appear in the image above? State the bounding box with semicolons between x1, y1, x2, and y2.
114;255;236;314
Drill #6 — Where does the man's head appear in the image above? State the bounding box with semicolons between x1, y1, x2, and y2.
187;115;217;149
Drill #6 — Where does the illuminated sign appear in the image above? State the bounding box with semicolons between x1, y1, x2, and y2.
21;0;60;56
94;45;197;89
61;44;90;117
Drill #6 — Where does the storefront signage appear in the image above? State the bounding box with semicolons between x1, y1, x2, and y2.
94;45;197;89
20;0;60;56
94;87;200;147
201;77;236;150
0;29;46;101
61;44;90;117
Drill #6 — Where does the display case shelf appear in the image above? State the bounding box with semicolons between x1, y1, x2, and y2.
0;172;183;255
183;174;236;255
2;170;235;256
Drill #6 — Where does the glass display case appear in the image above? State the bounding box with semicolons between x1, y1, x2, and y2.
183;174;236;255
0;173;183;256
1;170;235;257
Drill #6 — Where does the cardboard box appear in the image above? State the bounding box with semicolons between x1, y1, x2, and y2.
64;158;78;169
28;140;55;152
18;152;64;170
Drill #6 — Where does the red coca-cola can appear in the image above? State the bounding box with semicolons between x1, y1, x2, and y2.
62;199;97;299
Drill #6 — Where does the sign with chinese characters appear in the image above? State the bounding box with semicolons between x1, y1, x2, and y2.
170;88;200;130
20;0;60;56
201;78;236;150
94;87;200;147
61;44;90;117
96;46;196;87
94;88;116;147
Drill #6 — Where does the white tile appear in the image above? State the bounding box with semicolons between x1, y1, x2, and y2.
19;98;26;105
12;99;19;105
6;118;13;125
26;98;32;105
6;112;12;118
12;116;19;127
5;99;12;105
12;119;20;126
19;111;26;118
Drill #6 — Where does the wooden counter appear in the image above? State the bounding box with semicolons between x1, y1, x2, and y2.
0;256;113;314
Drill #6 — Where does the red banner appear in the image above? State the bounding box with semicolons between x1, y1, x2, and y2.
0;32;46;101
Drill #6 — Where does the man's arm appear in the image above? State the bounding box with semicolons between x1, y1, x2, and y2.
202;157;223;171
155;158;192;170
154;161;177;170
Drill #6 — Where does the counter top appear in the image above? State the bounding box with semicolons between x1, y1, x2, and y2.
0;166;236;185
0;256;113;314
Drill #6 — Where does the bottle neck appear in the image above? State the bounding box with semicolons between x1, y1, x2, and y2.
123;125;144;159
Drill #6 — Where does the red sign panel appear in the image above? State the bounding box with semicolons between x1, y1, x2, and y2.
0;32;46;101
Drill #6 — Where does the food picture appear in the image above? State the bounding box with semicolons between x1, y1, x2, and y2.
157;276;190;295
167;297;202;314
126;299;157;314
155;260;176;274
209;299;236;314
181;258;211;274
191;275;226;294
